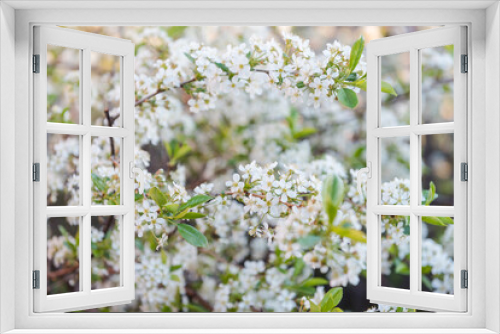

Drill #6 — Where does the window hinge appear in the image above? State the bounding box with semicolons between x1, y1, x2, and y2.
461;54;468;73
461;270;468;289
461;162;468;181
33;54;40;73
33;163;40;182
33;270;40;289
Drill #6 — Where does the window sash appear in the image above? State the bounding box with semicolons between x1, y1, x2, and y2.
33;25;136;313
366;26;468;312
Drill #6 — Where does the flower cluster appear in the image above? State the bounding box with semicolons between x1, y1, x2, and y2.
45;26;454;313
138;32;366;113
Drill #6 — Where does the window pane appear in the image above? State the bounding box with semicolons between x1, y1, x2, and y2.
380;52;410;127
47;45;80;124
47;217;80;295
421;134;454;206
421;45;454;124
47;134;80;206
421;217;454;294
91;52;121;127
91;216;121;290
381;215;410;289
91;137;121;205
380;136;410;205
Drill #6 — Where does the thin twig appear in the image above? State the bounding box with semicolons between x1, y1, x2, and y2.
104;109;116;158
226;191;304;208
185;286;214;312
102;215;116;237
135;88;166;107
47;263;79;280
134;78;197;107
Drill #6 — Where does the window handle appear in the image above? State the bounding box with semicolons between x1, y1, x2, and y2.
129;161;145;195
357;162;372;195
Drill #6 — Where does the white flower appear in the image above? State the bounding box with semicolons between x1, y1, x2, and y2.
273;178;297;202
226;174;245;195
308;91;322;109
188;98;201;113
194;183;214;195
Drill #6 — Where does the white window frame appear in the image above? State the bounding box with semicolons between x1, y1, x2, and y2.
366;26;467;312
1;1;499;333
33;25;136;313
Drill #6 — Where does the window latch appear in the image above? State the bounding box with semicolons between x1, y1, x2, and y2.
357;162;372;195
129;161;145;195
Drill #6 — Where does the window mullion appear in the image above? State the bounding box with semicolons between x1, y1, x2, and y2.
409;47;420;295
81;48;92;294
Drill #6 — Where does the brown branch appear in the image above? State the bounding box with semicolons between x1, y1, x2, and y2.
252;68;270;75
104;108;116;159
47;263;79;280
134;78;197;107
199;248;232;265
135;88;166;107
225;191;304;208
102;215;116;236
185;286;213;312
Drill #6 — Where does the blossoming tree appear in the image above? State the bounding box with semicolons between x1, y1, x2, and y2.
45;26;455;312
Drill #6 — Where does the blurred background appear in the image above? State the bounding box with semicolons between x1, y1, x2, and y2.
45;25;455;313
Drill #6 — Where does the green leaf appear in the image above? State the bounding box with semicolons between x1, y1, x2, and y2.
288;285;316;296
293;127;317;140
170;264;182;272
174;145;192;160
214;62;230;73
349;36;365;72
345;73;357;82
351;79;367;91
296;81;306;88
91;173;107;191
184;52;195;63
321;296;334;312
161;305;173;312
173;209;189;219
331;227;367;243
297;235;321;249
149;187;167;207
186;303;209;312
163;203;179;213
381;81;398;96
177;223;208;247
395;260;410;275
309;300;321;312
170;274;180;282
337;88;358;109
182;212;206;219
350;79;397;97
179;195;212;212
322;174;345;224
166;26;187;39
301;277;329;287
161;249;168;264
293;258;305;277
422;216;454;226
422;275;433;290
332;307;343;312
320;287;343;312
423;181;437;205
